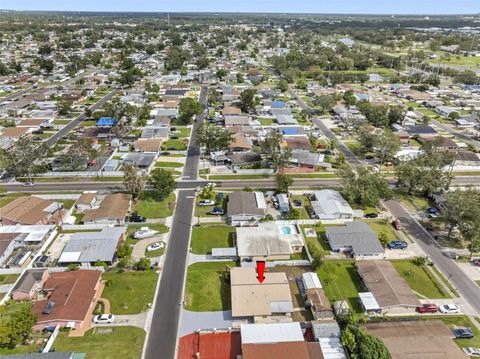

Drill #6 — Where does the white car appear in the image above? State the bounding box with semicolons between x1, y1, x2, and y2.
198;199;215;206
464;347;480;356
147;242;165;252
93;314;115;324
438;304;460;314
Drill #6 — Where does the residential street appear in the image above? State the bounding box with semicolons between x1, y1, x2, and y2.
384;199;480;315
143;87;206;359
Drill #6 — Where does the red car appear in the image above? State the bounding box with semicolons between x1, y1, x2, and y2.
392;219;402;230
416;304;438;313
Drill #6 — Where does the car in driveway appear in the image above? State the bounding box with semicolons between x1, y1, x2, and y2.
415;303;438;313
439;304;460;314
463;347;480;356
147;242;165;252
198;199;215;206
387;240;408;250
452;328;474;339
128;215;146;223
207;207;224;215
392;219;402;230
93;314;115;324
364;213;379;218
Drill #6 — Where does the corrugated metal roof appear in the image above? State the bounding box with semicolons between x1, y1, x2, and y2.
240;323;304;344
254;191;266;209
359;291;381;311
302;272;322;290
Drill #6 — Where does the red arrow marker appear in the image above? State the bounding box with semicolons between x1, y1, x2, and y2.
256;261;266;283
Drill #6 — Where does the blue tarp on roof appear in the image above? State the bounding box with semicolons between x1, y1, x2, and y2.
96;117;116;127
282;128;298;135
271;101;285;108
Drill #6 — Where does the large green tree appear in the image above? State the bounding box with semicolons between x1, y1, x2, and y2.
0;137;47;181
261;131;292;172
149;168;176;200
0;303;36;349
196;122;232;153
239;88;257;113
178;97;203;124
123;164;144;202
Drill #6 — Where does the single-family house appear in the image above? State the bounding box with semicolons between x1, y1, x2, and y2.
82;193;131;225
227;191;267;226
301;272;333;320
325;222;385;260
310;190;354;220
0;196;64;226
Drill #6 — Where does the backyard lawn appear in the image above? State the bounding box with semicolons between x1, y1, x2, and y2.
290;195;311;219
190;225;236;254
55;326;146;359
161;139;188;150
134;192;175;218
102;271;158;314
176;127;191;138
0;274;19;285
391;260;450;299
316;260;365;313
185;261;236;311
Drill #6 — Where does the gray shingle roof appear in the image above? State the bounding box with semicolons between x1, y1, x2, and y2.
325;222;384;255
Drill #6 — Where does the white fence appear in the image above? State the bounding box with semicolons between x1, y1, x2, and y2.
235;169;274;175
61;224;116;231
0;268;23;274
35;171;124;178
35;194;82;200
241;260;311;268
273;219;352;225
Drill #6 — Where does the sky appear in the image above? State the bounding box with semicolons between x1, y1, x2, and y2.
2;0;479;15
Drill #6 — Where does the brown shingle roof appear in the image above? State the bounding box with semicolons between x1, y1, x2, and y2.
32;270;101;323
134;138;163;152
357;260;419;308
242;342;312;359
0;196;57;225
1;127;30;138
83;193;131;223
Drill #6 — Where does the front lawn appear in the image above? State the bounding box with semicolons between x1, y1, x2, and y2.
126;223;169;236
102;271;158;314
134;192;175;218
55;326;145;359
290;195;311;219
391;260;450;299
364;220;399;243
316;260;365;313
185;261;236;311
155;161;183;168
0;274;19;285
191;225;236;254
161;139;188;150
194;195;227;217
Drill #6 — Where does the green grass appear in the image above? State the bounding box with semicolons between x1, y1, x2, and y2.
316;260;365;314
155;161;183;168
209;174;272;180
0;195;21;208
260;118;274;126
145;247;165;258
301;224;332;255
102;271;158;314
391;260;450;299
79;120;97;127
365;220;399;243
191;225;236;254
134;192;175;218
185;261;236;312
54;326;146;359
285;173;337;178
176;127;191;138
0;274;19;285
161;139;188;151
52;119;71;125
290;195;311;219
194;196;227;217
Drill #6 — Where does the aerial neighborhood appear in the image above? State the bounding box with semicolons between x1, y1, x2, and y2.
1;7;480;359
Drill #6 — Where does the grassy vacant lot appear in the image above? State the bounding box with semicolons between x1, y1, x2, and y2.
290;194;311;219
52;119;71;125
162;139;188;150
391;260;450;299
194;195;227;217
0;274;19;285
79;120;96;127
176;127;191;138
102;271;158;314
185;261;236;311
155;161;183;168
134;192;175;218
55;326;146;359
316;260;365;314
191;225;236;254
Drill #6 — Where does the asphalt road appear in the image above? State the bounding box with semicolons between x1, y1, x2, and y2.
384;199;480;314
144;87;206;359
431;119;480;148
45;88;118;147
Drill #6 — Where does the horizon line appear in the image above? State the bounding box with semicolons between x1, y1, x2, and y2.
1;9;479;16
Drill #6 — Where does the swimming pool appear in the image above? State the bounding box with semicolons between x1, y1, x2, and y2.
280;226;292;235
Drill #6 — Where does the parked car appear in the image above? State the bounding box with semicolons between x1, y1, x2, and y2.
392;219;402;230
439;304;460;314
293;199;302;207
128;215;146;223
93;314;115;324
364;213;379;219
463;347;480;356
415;303;438;313
87;159;97;167
147;242;164;252
167;147;177;151
387;240;408;250
472;259;480;267
160;151;170;156
207;207;224;215
198;199;215;206
453;328;474;339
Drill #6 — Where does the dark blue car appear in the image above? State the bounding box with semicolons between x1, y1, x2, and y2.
387;240;408;250
207;207;224;215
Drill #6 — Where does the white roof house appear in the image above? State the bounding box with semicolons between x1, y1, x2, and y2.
311;190;354;220
240;322;304;344
302;272;322;290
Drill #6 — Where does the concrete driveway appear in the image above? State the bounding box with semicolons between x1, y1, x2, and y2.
179;310;233;337
132;234;167;260
457;262;480;281
384;242;425;260
92;312;148;330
